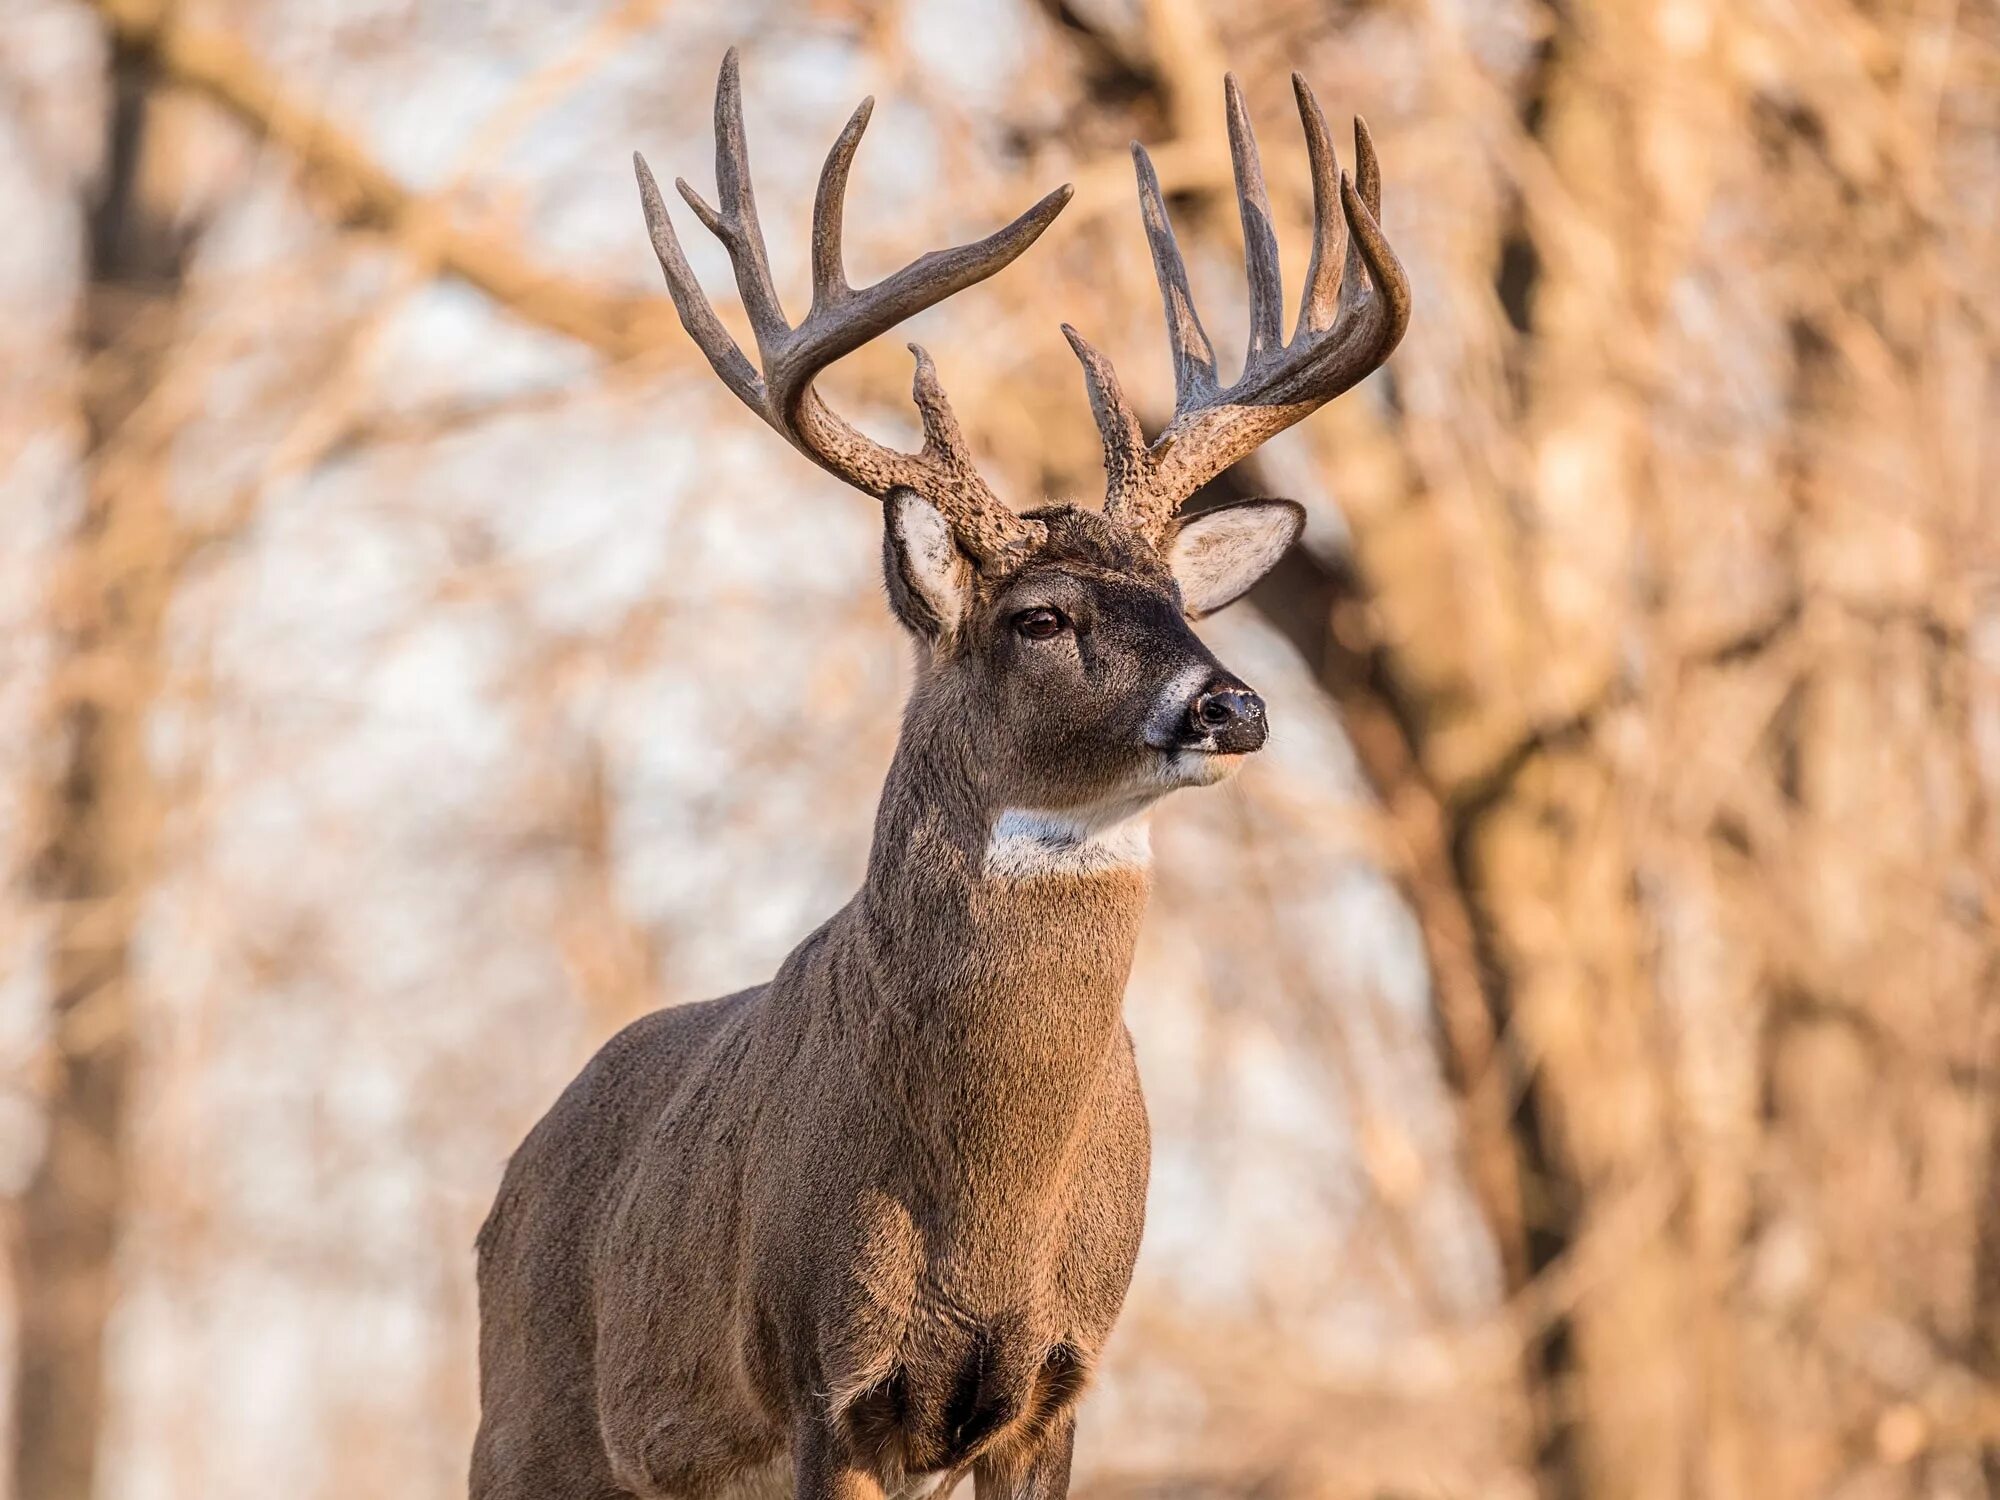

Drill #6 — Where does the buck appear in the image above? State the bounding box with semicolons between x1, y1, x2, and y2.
473;50;1407;1500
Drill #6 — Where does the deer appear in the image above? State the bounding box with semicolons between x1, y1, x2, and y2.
472;48;1408;1500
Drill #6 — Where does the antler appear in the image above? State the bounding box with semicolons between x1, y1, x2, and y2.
635;49;1070;564
1063;74;1412;544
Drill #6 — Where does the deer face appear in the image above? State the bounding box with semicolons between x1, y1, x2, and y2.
886;494;1303;817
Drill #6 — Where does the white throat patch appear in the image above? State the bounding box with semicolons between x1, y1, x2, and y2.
983;807;1152;881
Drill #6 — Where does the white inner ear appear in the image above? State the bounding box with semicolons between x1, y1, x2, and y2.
1168;503;1301;616
894;491;971;632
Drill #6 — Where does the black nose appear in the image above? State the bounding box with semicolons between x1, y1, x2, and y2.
1187;681;1268;753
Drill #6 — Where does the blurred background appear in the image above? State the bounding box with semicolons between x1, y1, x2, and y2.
1;0;1996;1496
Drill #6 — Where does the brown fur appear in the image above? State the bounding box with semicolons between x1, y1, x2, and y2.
471;504;1299;1499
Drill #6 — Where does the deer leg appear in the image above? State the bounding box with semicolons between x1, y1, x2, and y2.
793;1418;887;1500
973;1419;1074;1500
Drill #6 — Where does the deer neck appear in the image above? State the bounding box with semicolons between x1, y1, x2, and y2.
843;706;1152;1217
859;707;1154;965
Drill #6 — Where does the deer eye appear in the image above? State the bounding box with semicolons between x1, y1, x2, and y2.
1012;607;1068;641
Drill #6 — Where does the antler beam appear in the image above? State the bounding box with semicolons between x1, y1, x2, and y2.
1066;74;1412;544
635;49;1069;563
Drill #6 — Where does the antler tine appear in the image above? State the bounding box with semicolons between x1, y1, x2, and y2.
1061;323;1150;517
635;151;763;410
635;49;1071;564
1224;75;1284;370
1069;75;1412;545
686;49;789;357
1354;113;1385;219
1292;74;1348;337
1339;139;1412;351
1336;115;1384;313
1131;142;1220;407
809;96;872;308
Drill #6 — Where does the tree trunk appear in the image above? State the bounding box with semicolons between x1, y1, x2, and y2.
13;32;188;1500
1322;2;2000;1495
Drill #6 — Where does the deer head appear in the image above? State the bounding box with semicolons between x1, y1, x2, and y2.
635;50;1408;832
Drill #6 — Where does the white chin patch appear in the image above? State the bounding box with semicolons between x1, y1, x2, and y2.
1159;749;1245;787
983;807;1152;881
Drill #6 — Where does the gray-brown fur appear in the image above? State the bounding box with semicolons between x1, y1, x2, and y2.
473;58;1406;1500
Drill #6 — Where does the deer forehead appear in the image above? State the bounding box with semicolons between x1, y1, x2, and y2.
977;508;1181;619
1008;505;1174;576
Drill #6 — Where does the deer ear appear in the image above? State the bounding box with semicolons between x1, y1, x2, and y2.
883;489;973;638
1167;499;1305;617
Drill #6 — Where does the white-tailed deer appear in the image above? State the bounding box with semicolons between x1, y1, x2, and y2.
473;50;1407;1500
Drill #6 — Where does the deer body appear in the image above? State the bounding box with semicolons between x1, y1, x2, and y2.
479;822;1150;1499
474;51;1408;1500
594;753;1150;1492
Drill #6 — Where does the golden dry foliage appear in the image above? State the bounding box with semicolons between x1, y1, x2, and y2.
3;0;1998;1497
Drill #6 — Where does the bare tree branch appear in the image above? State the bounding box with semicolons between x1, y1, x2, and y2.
84;0;681;360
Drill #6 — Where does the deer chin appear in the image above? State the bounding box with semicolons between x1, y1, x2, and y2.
1157;747;1248;788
